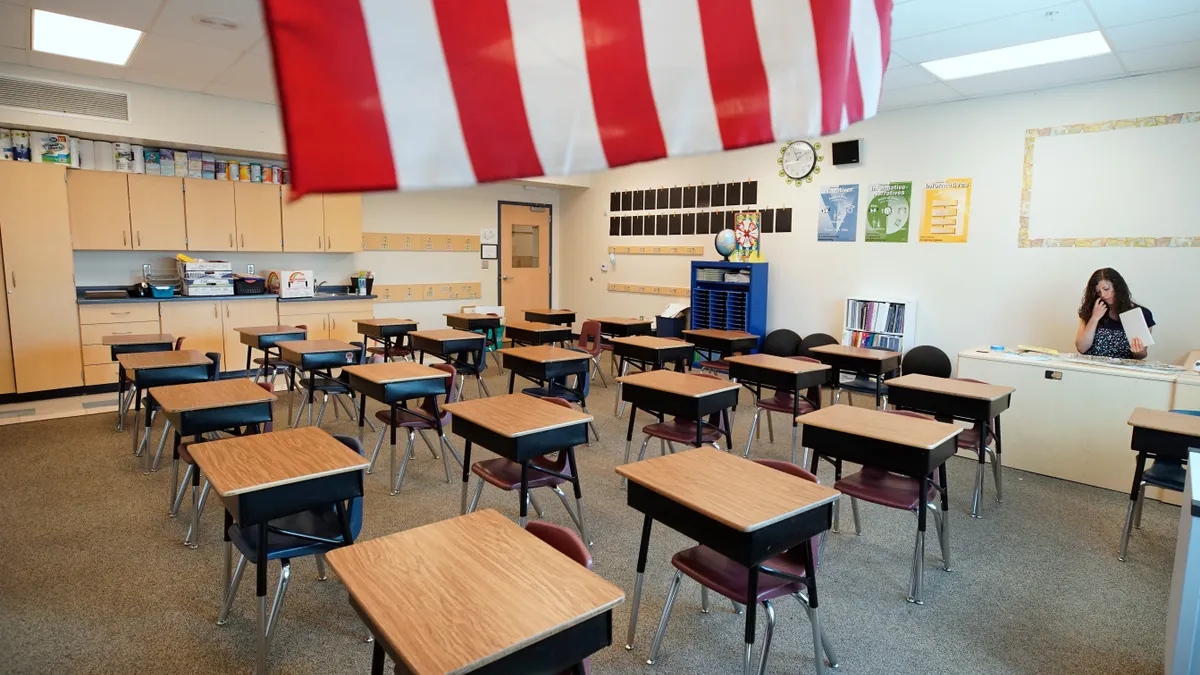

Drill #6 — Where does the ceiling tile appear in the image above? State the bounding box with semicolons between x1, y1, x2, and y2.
0;45;28;65
883;65;940;90
888;51;910;67
28;0;164;31
1087;0;1200;27
893;2;1097;64
125;32;241;81
878;82;964;110
27;49;127;79
1118;39;1200;74
0;3;29;50
202;79;275;104
1104;11;1200;52
123;66;208;92
890;0;1065;40
943;52;1125;97
149;0;263;52
209;48;273;89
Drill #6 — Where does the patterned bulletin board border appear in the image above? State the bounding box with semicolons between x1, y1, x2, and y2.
1019;111;1200;248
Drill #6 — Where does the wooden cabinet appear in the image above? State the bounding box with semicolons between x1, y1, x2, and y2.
329;310;374;344
281;186;325;252
184;179;236;251
0;245;14;394
283;312;329;340
323;193;363;252
234;182;283;252
159;301;226;363
220;298;279;371
68;171;132;250
278;298;374;341
127;174;187;250
77;301;162;386
0;162;84;392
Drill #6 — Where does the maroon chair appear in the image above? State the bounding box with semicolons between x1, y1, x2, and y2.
952;378;1001;518
465;397;592;546
173;336;186;350
831;411;950;605
622;373;728;487
646;459;838;674
575;320;607;388
524;521;594;675
743;355;823;464
369;363;461;495
252;324;307;396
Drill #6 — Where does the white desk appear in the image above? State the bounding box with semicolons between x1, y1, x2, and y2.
1175;351;1200;411
1167;451;1200;675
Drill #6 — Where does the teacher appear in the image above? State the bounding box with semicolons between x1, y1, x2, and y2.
1075;268;1154;360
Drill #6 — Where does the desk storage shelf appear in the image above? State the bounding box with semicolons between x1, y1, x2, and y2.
689;261;767;336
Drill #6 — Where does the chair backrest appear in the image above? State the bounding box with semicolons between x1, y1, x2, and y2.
350;341;368;365
800;332;838;357
539;396;572;409
205;352;222;381
429;362;458;405
526;521;592;569
174;337;185;350
331;435;366;539
577;320;603;355
762;329;802;357
901;345;952;378
753;459;822;566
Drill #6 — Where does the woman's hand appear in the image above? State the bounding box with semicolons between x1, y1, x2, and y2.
1090;298;1108;323
1130;336;1147;357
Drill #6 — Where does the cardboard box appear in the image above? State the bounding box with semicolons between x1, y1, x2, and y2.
266;270;314;299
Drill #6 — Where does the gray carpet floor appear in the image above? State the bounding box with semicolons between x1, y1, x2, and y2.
0;368;1179;674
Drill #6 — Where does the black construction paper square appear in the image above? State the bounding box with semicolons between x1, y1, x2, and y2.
775;208;792;233
620;216;632;236
632;215;644;236
697;184;711;208
683;186;697;208
610;192;621;212
668;213;682;235
644;188;656;210
669;187;683;209
742;181;757;205
696;211;710;234
711;183;725;207
711;211;723;231
682;213;695;235
609;216;620;236
632;190;645;211
657;188;669;209
621;191;632;211
725;211;736;230
760;208;775;233
656;214;669;235
725;182;741;206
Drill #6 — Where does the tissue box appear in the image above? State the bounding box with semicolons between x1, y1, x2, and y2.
266;270;314;299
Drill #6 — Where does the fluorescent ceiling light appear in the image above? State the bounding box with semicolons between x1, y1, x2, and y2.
31;10;143;66
920;31;1111;80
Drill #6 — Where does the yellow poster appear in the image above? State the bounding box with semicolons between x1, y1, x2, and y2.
919;178;971;243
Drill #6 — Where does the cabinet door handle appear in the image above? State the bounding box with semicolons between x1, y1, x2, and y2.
318;236;322;250
327;235;331;250
240;234;245;248
229;233;233;247
226;305;230;318
112;331;132;335
137;231;141;246
122;231;127;247
323;317;327;330
110;311;130;316
10;272;14;288
331;317;336;329
213;304;218;318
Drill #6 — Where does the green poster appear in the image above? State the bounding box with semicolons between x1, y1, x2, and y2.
865;181;912;242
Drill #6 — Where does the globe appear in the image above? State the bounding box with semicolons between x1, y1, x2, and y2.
714;228;737;261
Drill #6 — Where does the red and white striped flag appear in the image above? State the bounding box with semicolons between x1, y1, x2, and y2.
263;0;892;197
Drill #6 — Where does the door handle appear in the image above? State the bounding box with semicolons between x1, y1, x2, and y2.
501;275;513;281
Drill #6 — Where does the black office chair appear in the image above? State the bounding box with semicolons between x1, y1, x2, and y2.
799;332;838;358
762;329;802;357
901;346;952;377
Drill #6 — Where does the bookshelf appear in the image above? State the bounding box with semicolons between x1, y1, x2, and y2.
689;261;768;338
841;297;917;353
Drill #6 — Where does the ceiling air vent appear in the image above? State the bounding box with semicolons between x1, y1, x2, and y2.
0;75;129;121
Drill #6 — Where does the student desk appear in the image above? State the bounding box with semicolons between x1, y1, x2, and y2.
444;312;501;351
105;333;176;431
1122;408;1200;560
504;320;572;347
887;374;1015;518
525;308;575;325
116;350;212;459
236;325;308;374
501;346;591;399
343;362;450;445
409;329;487;368
279;339;363;427
681;329;760;361
445;394;592;526
800;405;961;604
326;509;623;675
616;447;839;674
808;344;900;409
611;336;695;417
356;318;418;362
150;379;276;545
591;316;653;339
726;354;831;462
187;427;368;675
618;370;738;457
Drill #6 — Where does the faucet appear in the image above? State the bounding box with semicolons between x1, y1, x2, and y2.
314;280;328;293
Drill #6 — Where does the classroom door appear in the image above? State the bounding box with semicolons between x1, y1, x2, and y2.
499;203;550;319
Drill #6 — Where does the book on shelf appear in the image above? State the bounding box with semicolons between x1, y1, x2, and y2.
846;299;905;334
842;329;901;351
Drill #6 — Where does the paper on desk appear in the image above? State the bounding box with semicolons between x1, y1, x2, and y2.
660;302;690;318
1119;308;1155;348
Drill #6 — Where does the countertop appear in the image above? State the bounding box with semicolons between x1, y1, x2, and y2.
76;286;375;304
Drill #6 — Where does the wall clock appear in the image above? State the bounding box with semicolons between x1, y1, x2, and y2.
778;140;823;186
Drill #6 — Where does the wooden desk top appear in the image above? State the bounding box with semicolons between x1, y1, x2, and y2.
809;344;901;360
410;329;486;342
1128;408;1200;437
617;369;740;397
610;335;693;350
151;378;276;413
325;509;623;675
235;325;304;337
617;447;840;532
342;362;450;384
444;394;592;438
499;346;591;364
444;312;498;321
590;316;651;326
682;329;757;340
526;308;574;315
357;318;417;327
102;333;173;346
278;339;358;355
726;353;831;374
116;349;211;371
504;320;565;333
887;374;1014;401
801;405;961;449
188;427;369;497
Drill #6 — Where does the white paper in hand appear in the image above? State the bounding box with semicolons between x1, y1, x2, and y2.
1118;308;1154;348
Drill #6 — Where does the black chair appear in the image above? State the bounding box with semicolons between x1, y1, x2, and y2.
762;329;802;357
522;347;599;444
452;345;492;398
296;341;373;430
799;332;838;358
901;346;952;377
832;346;897;409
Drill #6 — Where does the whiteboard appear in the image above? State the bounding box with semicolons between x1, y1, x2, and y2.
1027;122;1200;240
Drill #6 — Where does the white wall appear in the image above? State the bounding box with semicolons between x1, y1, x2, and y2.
559;68;1200;365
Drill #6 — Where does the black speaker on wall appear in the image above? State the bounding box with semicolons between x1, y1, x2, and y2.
831;140;860;166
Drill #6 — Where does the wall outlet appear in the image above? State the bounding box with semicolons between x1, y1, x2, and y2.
600;264;608;272
481;260;489;269
247;264;255;275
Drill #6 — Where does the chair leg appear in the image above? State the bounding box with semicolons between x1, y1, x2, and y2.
591;357;609;387
971;457;986;519
416;429;440;459
1119;498;1137;562
623;435;651;489
743;408;762;458
315;553;328;581
265;560;291;648
850;497;862;535
790;425;799;464
367;425;387;474
217;553;247;625
467;476;485;513
291;393;308;428
754;600;775;675
701;587;711;613
170;463;192;517
582;405;600;442
477;375;491;398
795;591;838;672
647;570;684;665
551;485;594;547
1133;483;1146;529
931;503;951;571
528;490;546;518
184;479;211;549
150;420;173;472
314;394;330;427
766;411;775;443
907;528;926;605
392;431;416;495
440;434;463;468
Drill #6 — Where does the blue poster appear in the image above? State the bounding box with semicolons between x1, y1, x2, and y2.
818;184;859;242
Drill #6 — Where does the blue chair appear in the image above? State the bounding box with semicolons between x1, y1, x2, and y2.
521;346;599;444
1119;410;1197;561
216;434;365;659
294;341;374;431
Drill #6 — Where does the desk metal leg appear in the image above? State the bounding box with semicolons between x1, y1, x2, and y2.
508;370;516;394
307;371;315;427
908;477;929;604
357;393;367;444
615;358;629;417
626;514;654;649
938;465;952;571
245;345;253;377
142;396;155;473
116;366;128;431
721;409;734;456
460;440;473;514
993;416;1004;502
743;567;759;675
519;461;530;527
621;406;639;488
1119;451;1148;562
971;421;989;518
565;448;592;547
371;641;385;675
799;543;830;674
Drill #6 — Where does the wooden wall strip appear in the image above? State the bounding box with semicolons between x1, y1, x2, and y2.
608;245;704;255
362;233;481;252
373;282;482;302
607;283;690;297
